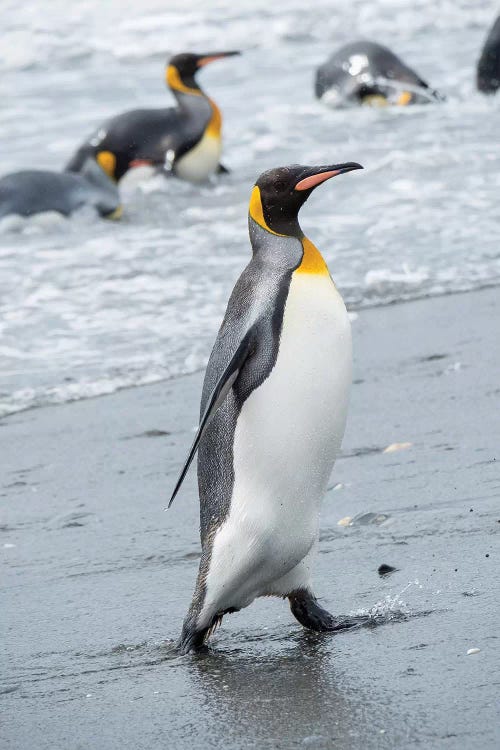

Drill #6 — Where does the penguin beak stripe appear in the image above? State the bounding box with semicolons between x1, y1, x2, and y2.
197;56;223;67
294;170;342;191
197;52;240;67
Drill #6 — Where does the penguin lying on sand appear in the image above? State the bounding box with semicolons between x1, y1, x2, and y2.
0;159;121;220
170;161;368;653
316;41;444;107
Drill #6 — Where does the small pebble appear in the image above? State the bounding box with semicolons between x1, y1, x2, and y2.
337;516;353;527
383;442;412;454
467;648;480;655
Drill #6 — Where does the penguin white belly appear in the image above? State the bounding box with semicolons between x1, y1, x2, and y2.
174;132;221;183
201;273;352;619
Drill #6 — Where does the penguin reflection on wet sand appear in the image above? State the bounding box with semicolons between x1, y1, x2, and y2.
169;161;367;653
316;41;444;107
477;16;500;93
0;159;121;220
66;51;240;184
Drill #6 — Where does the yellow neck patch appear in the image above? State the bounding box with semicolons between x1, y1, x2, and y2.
296;237;329;275
249;186;330;276
166;65;200;96
205;97;222;138
96;150;116;180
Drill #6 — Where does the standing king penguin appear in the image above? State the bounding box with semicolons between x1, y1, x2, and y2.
169;161;364;653
65;51;239;183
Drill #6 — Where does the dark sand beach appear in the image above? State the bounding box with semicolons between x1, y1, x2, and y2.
2;287;499;749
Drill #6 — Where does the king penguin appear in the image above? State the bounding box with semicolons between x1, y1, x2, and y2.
65;51;239;184
169;161;365;653
0;158;121;220
315;41;444;107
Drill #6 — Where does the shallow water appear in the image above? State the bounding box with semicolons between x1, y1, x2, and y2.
2;288;499;749
1;0;500;417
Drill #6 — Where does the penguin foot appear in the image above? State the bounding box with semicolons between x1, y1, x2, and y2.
177;625;210;655
289;589;365;633
178;609;238;654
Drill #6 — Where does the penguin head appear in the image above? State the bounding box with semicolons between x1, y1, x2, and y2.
166;51;240;93
249;163;363;236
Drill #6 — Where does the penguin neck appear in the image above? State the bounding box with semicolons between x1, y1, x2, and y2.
166;66;222;138
248;187;330;276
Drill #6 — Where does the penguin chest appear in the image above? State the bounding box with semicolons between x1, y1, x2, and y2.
230;273;352;567
174;131;222;183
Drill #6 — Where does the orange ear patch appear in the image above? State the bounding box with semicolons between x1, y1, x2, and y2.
166;65;200;95
295;170;341;191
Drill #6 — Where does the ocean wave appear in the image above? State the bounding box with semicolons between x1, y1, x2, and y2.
1;0;499;417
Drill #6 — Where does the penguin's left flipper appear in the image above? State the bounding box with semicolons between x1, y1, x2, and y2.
168;334;253;508
217;163;230;174
289;590;370;632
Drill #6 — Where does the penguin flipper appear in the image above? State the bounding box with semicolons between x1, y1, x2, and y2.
168;334;252;508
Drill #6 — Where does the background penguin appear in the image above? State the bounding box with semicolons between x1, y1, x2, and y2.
169;161;367;653
65;51;240;184
0;158;121;220
315;41;444;107
477;15;500;93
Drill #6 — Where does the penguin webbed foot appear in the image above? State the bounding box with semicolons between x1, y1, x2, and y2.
289;589;368;633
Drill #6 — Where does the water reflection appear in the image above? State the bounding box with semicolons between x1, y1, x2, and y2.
189;630;357;748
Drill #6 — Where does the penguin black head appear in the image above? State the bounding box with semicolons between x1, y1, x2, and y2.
249;163;363;236
166;51;240;92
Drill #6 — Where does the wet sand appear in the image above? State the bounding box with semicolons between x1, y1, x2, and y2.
2;287;499;749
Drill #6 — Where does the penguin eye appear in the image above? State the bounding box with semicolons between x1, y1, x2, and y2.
273;179;287;193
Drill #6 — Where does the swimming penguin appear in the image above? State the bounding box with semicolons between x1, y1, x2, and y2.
477;16;500;93
0;158;121;220
169;161;365;653
65;51;240;184
315;41;444;107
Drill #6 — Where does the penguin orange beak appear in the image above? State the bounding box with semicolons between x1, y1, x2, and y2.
197;51;241;67
294;163;363;191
